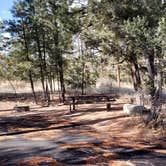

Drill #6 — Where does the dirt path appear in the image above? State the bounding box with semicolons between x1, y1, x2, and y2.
0;102;165;165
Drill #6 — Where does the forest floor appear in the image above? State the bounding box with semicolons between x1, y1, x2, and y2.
0;94;165;166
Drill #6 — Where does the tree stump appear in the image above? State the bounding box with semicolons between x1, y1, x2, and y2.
14;106;30;112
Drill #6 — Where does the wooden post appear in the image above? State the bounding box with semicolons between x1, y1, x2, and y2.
70;97;76;112
106;103;111;111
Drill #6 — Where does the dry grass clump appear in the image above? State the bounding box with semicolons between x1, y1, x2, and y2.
147;113;166;130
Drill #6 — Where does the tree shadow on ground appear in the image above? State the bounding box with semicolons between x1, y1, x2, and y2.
0;100;165;165
0;101;126;136
0;113;127;136
78;115;127;126
0;112;82;136
0;114;53;131
67;104;123;118
0;122;83;136
0;141;165;166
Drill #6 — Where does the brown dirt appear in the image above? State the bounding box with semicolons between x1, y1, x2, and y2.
17;157;65;166
0;97;165;165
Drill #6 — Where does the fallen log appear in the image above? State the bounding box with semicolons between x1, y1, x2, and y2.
14;106;30;112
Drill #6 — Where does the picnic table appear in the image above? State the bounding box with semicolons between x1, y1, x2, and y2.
68;94;117;112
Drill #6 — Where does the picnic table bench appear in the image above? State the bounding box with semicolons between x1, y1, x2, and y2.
68;94;117;112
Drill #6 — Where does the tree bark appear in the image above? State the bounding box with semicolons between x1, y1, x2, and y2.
49;77;53;94
80;36;85;95
58;59;66;102
29;71;37;104
22;20;37;103
145;51;163;112
145;53;156;109
57;76;62;103
53;29;66;103
129;56;143;105
117;64;121;88
129;57;142;91
53;78;56;92
35;27;49;103
42;32;50;105
81;61;85;95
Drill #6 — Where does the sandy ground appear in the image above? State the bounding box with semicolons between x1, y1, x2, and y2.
0;99;165;166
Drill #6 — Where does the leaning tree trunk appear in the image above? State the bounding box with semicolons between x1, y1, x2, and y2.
145;53;156;110
143;50;164;125
155;67;163;111
146;52;163;112
29;71;37;104
129;58;142;91
129;56;143;105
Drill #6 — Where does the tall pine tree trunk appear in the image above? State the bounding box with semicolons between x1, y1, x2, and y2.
80;36;85;95
35;27;49;103
58;57;66;103
57;75;62;103
29;71;37;104
42;32;50;105
22;21;37;103
117;65;121;88
81;62;85;95
53;31;66;103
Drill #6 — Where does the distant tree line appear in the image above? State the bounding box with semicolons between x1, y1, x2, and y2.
0;0;165;113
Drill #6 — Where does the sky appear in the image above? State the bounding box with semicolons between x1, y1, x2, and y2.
0;0;14;21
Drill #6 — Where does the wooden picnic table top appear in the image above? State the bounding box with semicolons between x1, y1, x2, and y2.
68;94;118;112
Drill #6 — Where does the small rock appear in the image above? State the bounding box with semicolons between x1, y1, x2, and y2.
123;104;149;115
